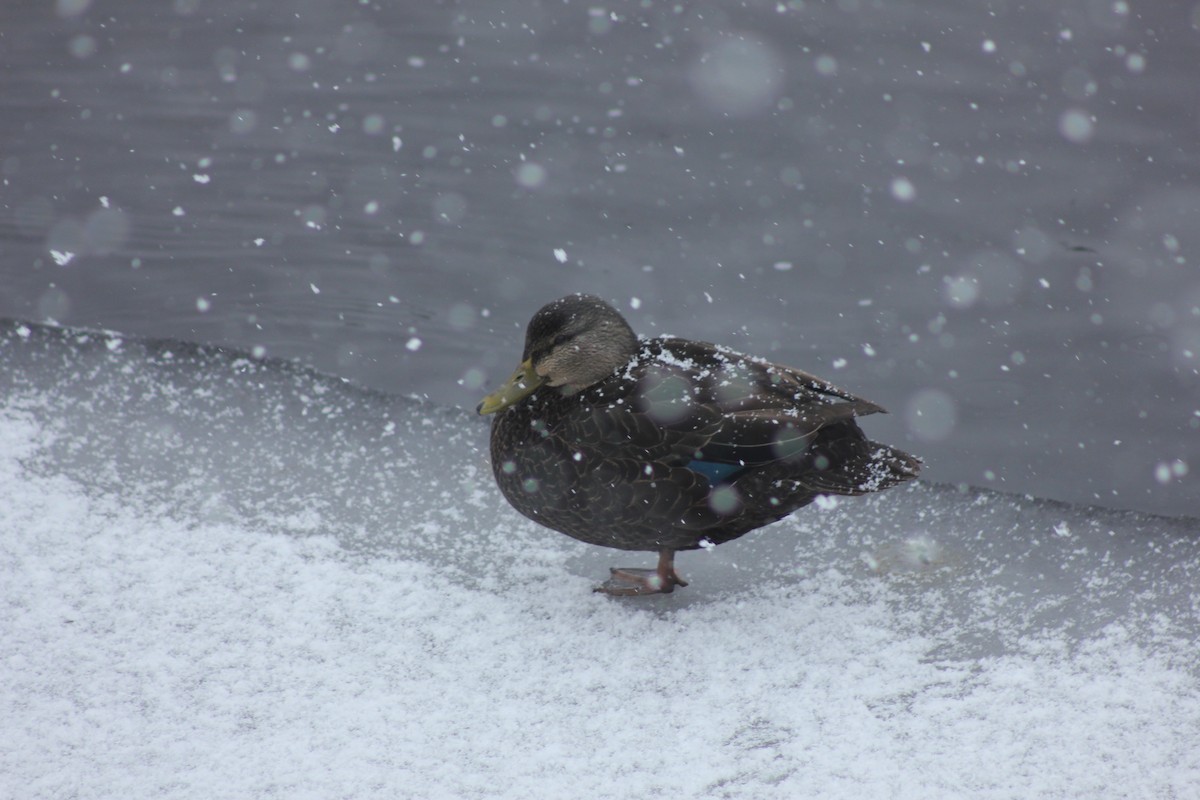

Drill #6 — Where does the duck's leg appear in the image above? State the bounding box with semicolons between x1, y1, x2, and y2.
595;549;689;596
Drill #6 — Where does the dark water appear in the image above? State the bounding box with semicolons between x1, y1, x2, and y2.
1;0;1197;516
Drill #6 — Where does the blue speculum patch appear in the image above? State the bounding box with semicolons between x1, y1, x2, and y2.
688;459;742;485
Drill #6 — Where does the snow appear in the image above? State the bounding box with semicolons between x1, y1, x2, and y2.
2;321;1199;798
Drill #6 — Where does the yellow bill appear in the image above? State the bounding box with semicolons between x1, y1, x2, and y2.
477;358;544;414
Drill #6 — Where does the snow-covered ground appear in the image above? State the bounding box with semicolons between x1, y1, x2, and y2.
3;321;1197;798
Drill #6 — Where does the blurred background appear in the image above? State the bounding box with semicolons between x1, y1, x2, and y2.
1;0;1197;516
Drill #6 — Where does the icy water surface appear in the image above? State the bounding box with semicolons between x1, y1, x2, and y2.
2;320;1198;798
1;0;1198;515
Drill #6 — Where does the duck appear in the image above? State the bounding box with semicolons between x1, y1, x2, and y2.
477;294;920;595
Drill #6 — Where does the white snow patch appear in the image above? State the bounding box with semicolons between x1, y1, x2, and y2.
1;326;1197;799
890;176;916;202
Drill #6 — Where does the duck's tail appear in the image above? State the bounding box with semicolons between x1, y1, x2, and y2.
800;430;922;496
857;441;922;492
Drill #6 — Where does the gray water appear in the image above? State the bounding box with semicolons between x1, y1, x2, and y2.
1;0;1197;517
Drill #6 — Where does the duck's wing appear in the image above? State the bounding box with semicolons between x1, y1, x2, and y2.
556;338;915;537
632;338;887;467
656;336;884;410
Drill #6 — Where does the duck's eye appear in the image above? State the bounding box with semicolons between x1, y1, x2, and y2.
552;333;574;348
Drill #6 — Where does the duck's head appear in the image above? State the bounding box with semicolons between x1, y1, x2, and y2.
477;294;638;414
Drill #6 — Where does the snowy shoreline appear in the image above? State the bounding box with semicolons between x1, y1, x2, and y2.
2;320;1198;797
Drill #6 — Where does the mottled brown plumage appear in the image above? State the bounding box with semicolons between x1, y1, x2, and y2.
478;294;920;595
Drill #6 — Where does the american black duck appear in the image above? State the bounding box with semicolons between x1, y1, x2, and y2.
477;294;920;595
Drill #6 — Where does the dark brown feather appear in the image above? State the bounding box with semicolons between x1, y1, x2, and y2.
489;334;920;553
